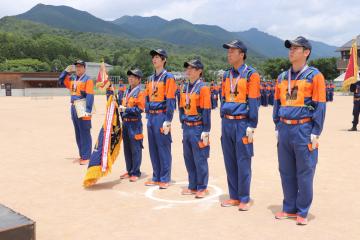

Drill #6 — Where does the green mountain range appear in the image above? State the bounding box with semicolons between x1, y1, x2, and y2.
16;3;130;37
0;3;340;78
15;3;338;59
0;16;231;76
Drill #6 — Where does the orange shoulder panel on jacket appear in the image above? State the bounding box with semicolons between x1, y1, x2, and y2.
179;91;184;108
312;73;326;102
248;72;260;98
85;79;94;94
165;77;176;99
199;86;211;109
221;79;226;97
136;90;146;111
274;81;281;100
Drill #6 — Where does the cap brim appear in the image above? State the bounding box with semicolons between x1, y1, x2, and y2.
285;40;302;48
149;50;158;56
183;62;192;68
127;70;141;78
184;62;203;69
223;43;238;49
150;50;167;57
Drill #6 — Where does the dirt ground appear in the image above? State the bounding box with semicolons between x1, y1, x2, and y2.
0;94;359;240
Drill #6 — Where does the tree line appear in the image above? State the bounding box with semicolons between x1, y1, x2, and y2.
0;30;339;81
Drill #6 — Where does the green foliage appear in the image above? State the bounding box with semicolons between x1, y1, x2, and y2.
259;58;291;79
0;17;234;75
0;58;51;72
260;57;340;80
0;16;340;81
0;30;91;72
309;57;339;80
15;4;338;60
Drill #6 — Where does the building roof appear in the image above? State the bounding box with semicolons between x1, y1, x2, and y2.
21;77;58;81
85;62;112;67
336;35;360;52
85;62;113;80
0;72;59;81
0;72;58;76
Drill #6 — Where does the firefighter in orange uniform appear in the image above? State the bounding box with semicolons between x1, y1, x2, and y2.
273;36;326;225
268;80;275;106
220;40;261;211
210;80;219;109
175;80;182;110
118;69;145;182
179;59;211;198
260;80;267;106
328;80;335;102
144;49;177;189
58;60;94;165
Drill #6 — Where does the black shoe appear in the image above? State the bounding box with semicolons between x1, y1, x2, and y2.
348;127;357;131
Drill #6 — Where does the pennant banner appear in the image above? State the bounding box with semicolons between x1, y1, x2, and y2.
83;94;122;187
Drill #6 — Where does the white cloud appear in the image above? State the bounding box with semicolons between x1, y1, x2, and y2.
0;0;359;46
142;0;207;20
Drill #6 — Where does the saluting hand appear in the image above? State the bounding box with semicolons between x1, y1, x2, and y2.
65;65;75;73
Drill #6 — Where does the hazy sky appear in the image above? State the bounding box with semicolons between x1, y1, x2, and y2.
1;0;359;46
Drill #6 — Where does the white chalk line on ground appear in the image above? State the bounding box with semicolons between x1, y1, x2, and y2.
145;181;223;204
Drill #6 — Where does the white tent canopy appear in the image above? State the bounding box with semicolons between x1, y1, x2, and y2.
334;73;345;82
333;71;359;82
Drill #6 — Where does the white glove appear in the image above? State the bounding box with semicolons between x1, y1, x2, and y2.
162;121;171;135
311;134;319;150
119;105;127;112
84;112;91;117
275;130;279;141
246;127;255;143
201;132;210;145
65;65;75;73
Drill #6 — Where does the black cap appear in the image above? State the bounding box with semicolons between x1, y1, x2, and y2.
127;68;143;78
223;40;247;53
183;59;204;70
150;49;168;58
285;36;312;50
74;60;86;67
